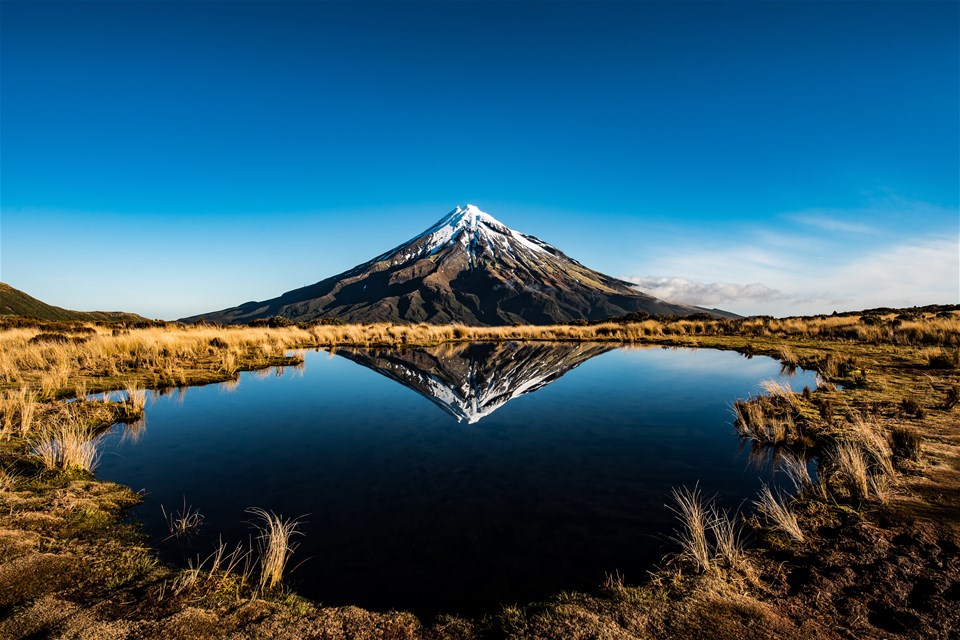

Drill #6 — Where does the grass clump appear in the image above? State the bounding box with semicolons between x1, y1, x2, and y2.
162;498;204;539
32;410;104;473
755;484;804;542
926;347;960;369
0;465;21;491
668;485;747;573
834;442;871;501
733;397;799;445
171;538;253;600
732;378;815;447
710;502;748;571
891;426;922;464
124;383;146;414
829;419;895;504
247;507;305;592
0;386;38;438
777;449;829;501
669;485;712;572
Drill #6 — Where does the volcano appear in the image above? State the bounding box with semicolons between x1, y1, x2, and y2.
186;204;723;325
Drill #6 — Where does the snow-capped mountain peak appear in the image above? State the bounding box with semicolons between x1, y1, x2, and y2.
454;203;498;227
385;204;549;265
188;203;722;326
370;204;535;266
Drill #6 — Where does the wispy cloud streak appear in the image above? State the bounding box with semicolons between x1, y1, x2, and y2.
786;214;878;234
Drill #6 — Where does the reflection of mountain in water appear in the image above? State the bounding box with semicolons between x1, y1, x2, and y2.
335;342;613;423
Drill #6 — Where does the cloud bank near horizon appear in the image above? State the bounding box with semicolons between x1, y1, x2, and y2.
626;277;791;308
628;230;958;317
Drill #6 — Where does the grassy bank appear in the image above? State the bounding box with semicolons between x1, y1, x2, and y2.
0;311;958;638
2;309;957;397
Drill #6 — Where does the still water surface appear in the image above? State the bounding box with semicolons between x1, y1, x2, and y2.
97;343;816;616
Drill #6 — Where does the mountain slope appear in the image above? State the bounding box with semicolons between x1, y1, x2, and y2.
187;205;728;325
0;282;148;323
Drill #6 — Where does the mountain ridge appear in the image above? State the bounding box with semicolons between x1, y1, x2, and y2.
0;282;149;323
186;205;733;325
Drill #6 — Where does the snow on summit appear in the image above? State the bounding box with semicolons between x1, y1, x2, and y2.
187;202;721;326
380;204;550;266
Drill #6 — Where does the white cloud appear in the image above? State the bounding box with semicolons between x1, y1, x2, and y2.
829;236;959;308
629;232;958;316
624;276;786;306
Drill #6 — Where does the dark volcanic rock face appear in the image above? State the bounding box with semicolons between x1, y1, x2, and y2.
186;204;714;325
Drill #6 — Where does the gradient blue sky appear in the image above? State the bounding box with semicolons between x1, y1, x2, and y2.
2;1;957;319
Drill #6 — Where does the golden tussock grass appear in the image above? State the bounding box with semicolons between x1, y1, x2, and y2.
668;485;747;574
669;485;712;572
0;386;37;438
247;507;305;592
0;324;315;403
759;379;803;411
171;538;253;599
755;484;804;542
709;502;748;572
31;409;104;472
124;383;147;413
834;442;871;501
776;449;829;501
733;396;799;445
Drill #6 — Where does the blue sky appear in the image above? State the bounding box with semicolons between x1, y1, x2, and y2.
2;1;957;319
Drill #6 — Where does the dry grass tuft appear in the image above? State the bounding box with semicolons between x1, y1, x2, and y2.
124;383;146;413
841;414;896;502
32;410;104;472
760;379;804;412
247;507;305;592
0;387;38;439
733;397;798;445
0;466;21;491
18;389;37;438
755;484;804;542
162;499;205;539
777;345;798;364
891;426;922;463
777;450;814;495
602;570;626;591
668;485;747;573
668;485;712;572
834;442;871;501
709;504;747;570
171;538;253;598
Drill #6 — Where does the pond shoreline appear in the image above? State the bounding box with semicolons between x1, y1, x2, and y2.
1;315;958;638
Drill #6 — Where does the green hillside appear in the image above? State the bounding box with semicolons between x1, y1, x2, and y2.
0;282;149;323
